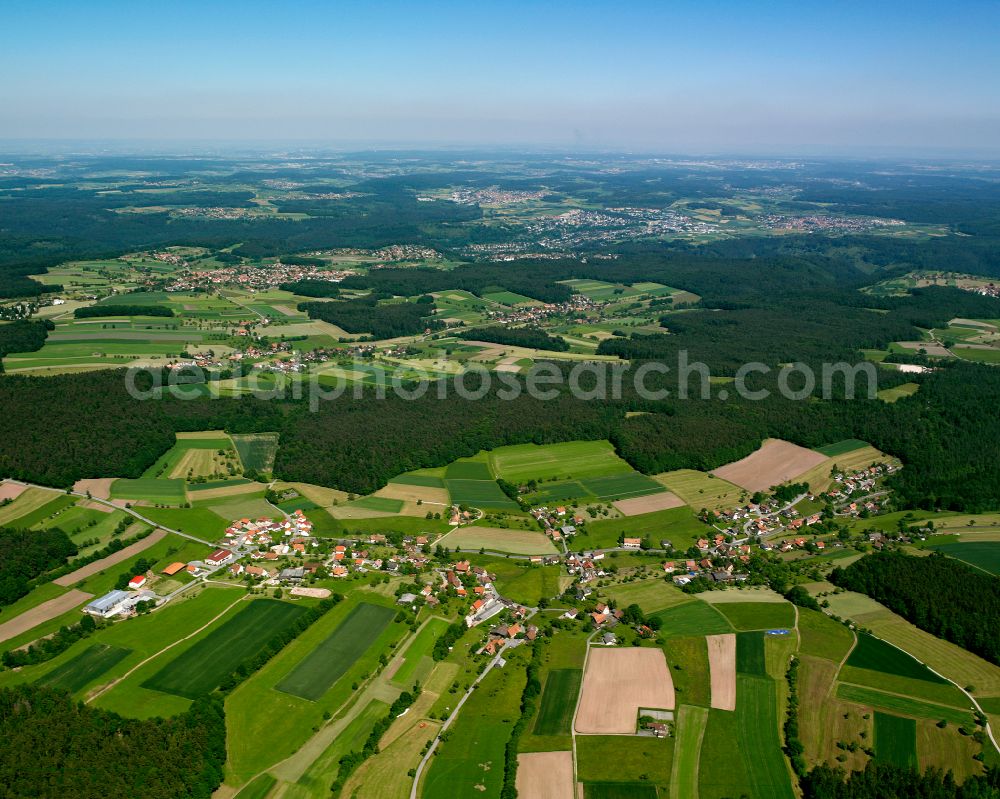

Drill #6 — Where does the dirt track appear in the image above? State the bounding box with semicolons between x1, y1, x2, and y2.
575;647;674;734
710;439;827;492
0;589;92;644
54;529;168;586
707;633;737;711
516;752;574;799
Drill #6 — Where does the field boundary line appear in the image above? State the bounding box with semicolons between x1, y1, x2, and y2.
85;592;248;704
864;633;999;757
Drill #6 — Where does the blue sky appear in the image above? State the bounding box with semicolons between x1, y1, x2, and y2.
2;0;998;154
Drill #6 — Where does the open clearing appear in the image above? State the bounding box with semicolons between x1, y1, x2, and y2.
576;647;674;734
435;525;558;555
707;634;737;711
0;589;91;644
276;602;396;701
54;529;168;586
143;599;307;698
710;438;828;492
613;490;685;516
516;751;574;799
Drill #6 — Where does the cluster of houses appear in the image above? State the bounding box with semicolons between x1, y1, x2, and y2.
823;462;896;515
163;262;355;293
482;294;603;328
530;506;584;542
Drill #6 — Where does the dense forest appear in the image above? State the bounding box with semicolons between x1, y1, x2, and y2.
278;279;341;297
457;326;569;351
298;296;441;339
0;319;51;367
0;685;226;799
830;551;1000;665
1;356;999;511
0;527;77;607
75;304;174;318
802;763;1000;799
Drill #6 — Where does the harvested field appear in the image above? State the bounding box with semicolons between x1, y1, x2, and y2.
576;647;674;734
290;587;332;599
374;482;450;506
54;529;168;586
0;481;27;502
710;438;828;493
516;751;574;799
0;589;92;644
612;490;685;516
654;469;745;513
707;634;737;711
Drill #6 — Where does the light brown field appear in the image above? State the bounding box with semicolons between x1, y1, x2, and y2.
54;529;168;586
575;647;674;734
327;505;394;519
435;526;558;556
516;752;574;799
706;633;736;711
185;482;262;501
377;483;450;506
272;481;349;506
176;430;228;439
917;719;983;781
0;589;92;644
76;498;114;513
169;448;216;479
0;481;27;502
700;588;787;604
897;341;952;357
710;439;828;492
798;655;871;772
612;490;685;516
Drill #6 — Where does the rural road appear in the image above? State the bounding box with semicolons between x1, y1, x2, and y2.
409;606;538;799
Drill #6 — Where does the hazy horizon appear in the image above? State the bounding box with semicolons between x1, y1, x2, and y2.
2;0;999;157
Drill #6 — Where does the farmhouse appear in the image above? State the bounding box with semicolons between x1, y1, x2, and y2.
127;575;147;589
622;537;642;550
207;548;234;566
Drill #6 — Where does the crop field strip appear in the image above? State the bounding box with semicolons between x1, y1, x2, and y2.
36;644;132;693
929;541;1000;576
714;601;795;631
532;668;582;736
670;704;709;799
143;599;308;699
846;632;949;684
651;600;733;637
735;631;767;676
276;602;396;701
392;616;450;687
835;683;975;725
874;712;918;768
734;675;796;799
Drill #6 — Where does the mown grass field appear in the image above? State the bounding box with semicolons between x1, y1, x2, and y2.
736;631;767;676
493;565;565;606
698;708;752;798
392;617;449;687
734;675;795;799
602;578;690;615
585;506;711;550
143;599;307;698
929;542;1000;576
670;704;709;799
443;459;493;480
651;601;733;638
444;478;519;509
715;601;795;631
110;477;187;504
797;608;855;662
277;602;396;701
874;712;918;768
533;668;582;736
435;526;557;555
576;735;673;785
36;644;132;693
838;665;968;708
815;439;871;457
488;440;633;483
231;432;279;473
654;469;745;512
0;487;66;526
847;633;949;683
836;684;974;725
663;635;711;707
422;647;528;799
